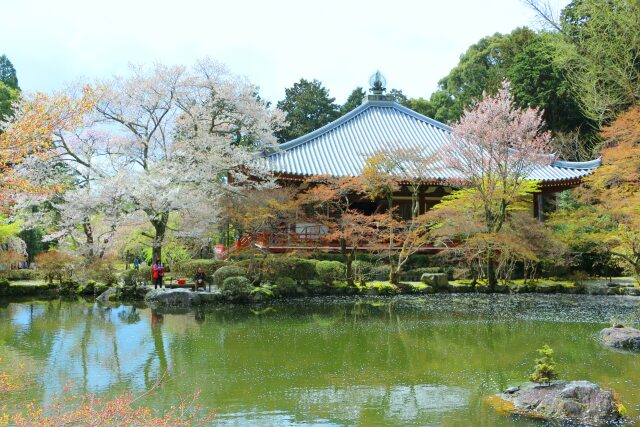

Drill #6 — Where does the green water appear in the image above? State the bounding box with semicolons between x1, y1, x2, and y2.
1;295;639;426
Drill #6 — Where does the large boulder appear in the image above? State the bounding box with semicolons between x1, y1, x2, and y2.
489;381;624;425
600;326;640;351
421;273;448;289
96;287;117;302
145;288;203;308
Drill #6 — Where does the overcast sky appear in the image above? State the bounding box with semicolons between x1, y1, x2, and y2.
2;0;569;104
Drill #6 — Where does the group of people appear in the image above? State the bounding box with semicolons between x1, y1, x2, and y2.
149;258;207;290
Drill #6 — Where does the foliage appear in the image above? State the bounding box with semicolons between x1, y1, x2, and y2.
351;260;373;285
315;261;345;285
34;250;80;284
0;55;19;89
550;106;640;281
260;256;317;284
0;85;95;203
275;78;339;143
529;344;559;385
220;276;253;300
0;82;20;125
359;149;438;284
172;259;224;279
121;267;153;287
435;81;553;288
297;176;381;285
84;258;119;286
556;0;640;124
340;87;366;114
272;276;297;295
213;265;248;286
249;286;274;301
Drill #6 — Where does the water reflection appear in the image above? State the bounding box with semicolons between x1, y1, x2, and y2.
0;295;639;426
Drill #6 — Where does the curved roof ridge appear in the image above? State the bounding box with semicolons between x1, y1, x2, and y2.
552;158;601;169
276;100;452;152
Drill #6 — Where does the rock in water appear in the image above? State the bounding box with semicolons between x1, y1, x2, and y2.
145;288;201;308
600;326;640;351
488;381;624;425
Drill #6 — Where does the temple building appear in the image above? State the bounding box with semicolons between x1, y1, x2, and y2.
255;73;600;252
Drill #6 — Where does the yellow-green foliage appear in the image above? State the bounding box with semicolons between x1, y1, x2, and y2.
530;344;559;385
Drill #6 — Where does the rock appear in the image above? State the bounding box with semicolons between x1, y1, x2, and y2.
588;287;607;296
494;284;510;294
490;381;623;425
420;285;435;294
96;287;117;302
421;273;448;289
503;386;520;394
145;288;205;308
600;326;640;351
447;284;473;293
512;285;529;294
535;284;559;294
623;287;640;296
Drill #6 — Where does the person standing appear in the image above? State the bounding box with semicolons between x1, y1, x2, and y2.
133;257;140;270
153;258;165;289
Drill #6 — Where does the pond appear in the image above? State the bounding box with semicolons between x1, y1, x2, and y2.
1;294;639;426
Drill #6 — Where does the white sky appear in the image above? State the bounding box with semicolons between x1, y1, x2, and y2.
2;0;569;104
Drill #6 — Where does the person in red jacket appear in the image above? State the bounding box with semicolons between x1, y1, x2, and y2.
152;258;165;289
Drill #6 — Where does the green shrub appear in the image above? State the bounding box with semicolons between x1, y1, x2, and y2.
529;345;558;385
315;261;345;285
352;261;373;284
260;257;318;284
250;286;274;301
86;260;118;286
214;266;248;286
122;268;152;287
272;276;297;296
35;250;81;284
79;280;97;295
173;259;225;278
291;259;318;283
0;278;9;290
221;276;254;300
370;265;390;281
0;269;37;281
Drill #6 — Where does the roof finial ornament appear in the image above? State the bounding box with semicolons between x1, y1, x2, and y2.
369;70;387;95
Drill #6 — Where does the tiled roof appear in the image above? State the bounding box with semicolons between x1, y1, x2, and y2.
262;100;600;183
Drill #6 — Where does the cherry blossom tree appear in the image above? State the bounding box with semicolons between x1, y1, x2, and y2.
436;81;554;288
8;59;284;263
93;59;284;262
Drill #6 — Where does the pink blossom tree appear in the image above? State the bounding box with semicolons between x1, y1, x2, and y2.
436;81;554;288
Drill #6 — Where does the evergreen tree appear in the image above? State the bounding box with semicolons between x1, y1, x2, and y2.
0;55;19;89
275;79;339;143
340;87;366;115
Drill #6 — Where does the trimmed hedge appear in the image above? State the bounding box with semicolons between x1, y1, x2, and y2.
316;261;345;285
173;259;225;279
221;276;253;299
214;266;248;286
261;257;318;283
0;269;37;281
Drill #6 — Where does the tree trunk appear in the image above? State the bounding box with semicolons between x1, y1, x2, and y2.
486;253;497;290
150;212;169;263
82;217;95;261
340;240;354;286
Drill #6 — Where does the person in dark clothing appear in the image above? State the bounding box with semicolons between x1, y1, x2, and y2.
153;258;165;289
194;267;207;291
